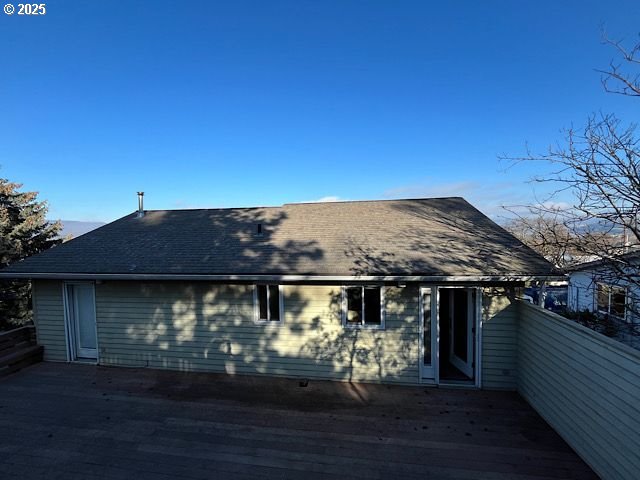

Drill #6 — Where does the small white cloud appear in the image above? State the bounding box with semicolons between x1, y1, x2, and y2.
314;196;342;202
295;195;344;203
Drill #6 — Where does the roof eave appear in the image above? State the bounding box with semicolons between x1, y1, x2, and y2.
0;272;566;283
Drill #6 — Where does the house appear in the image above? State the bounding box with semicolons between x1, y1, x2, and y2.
0;196;561;389
568;251;640;324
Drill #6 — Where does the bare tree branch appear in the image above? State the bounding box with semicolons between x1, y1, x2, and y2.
500;32;640;330
598;32;640;96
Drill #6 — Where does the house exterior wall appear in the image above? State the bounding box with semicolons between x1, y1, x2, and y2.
481;287;519;390
568;269;639;323
31;280;67;361
518;301;640;480
32;280;518;387
94;282;420;384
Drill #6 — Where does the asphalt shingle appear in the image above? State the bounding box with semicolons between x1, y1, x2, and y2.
1;197;557;277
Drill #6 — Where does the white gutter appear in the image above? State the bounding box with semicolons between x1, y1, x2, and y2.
0;272;566;282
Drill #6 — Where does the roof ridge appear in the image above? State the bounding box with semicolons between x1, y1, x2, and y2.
137;197;466;213
142;205;283;213
284;196;466;206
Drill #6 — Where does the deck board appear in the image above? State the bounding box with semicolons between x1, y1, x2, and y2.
0;363;598;479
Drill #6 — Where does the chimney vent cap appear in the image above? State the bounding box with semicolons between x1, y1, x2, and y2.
137;192;145;217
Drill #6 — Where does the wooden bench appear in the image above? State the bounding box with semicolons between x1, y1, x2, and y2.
0;326;43;378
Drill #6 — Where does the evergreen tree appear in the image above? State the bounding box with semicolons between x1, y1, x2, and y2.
0;178;61;330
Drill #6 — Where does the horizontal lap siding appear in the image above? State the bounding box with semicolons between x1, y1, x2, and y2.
95;282;420;384
481;287;518;390
32;281;67;361
28;280;517;388
518;302;640;480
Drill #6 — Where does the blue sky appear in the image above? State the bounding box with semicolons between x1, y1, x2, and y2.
1;1;638;222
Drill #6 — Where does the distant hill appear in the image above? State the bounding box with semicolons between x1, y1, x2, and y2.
57;220;105;240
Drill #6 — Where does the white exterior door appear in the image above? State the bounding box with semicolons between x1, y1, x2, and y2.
419;287;438;381
449;289;474;378
65;283;97;360
420;286;481;385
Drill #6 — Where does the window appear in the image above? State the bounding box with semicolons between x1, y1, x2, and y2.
596;283;627;320
254;285;282;323
342;286;384;328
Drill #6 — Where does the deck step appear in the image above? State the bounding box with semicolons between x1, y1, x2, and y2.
0;345;44;378
0;326;43;378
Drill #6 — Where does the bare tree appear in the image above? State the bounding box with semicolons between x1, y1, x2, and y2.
501;32;640;327
599;31;640;97
503;210;575;269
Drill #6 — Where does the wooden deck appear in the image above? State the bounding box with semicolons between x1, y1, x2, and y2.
0;363;597;480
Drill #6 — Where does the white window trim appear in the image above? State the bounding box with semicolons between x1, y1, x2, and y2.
341;285;385;330
596;282;627;321
253;284;284;324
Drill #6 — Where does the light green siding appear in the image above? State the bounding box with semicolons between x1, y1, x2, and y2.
95;282;420;384
481;287;518;390
31;280;518;388
518;301;640;480
32;280;67;361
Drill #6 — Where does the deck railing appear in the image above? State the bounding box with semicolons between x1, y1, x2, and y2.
518;301;640;480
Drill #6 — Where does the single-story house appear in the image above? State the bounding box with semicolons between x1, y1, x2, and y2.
0;197;561;389
568;251;640;324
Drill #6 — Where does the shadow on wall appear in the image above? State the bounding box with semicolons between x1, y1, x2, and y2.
482;286;519;314
100;282;419;385
296;288;417;382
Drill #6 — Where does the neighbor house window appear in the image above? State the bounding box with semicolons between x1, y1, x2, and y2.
342;286;384;328
596;283;626;320
254;285;283;323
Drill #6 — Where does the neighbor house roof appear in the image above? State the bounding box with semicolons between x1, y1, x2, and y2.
567;249;640;273
0;197;560;281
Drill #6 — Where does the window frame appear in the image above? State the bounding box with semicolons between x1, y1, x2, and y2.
253;284;284;324
341;285;385;330
596;282;627;321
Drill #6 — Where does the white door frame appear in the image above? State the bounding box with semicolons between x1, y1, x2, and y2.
418;286;439;383
63;282;99;362
419;285;482;388
448;289;474;378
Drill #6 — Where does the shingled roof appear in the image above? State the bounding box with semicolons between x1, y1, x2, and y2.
0;197;559;280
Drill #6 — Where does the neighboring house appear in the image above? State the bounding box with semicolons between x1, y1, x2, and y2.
568;252;640;324
0;197;560;389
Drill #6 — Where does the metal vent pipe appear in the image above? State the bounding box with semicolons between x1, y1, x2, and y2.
137;192;144;217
